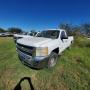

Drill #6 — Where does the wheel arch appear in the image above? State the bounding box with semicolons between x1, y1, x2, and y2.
51;47;59;55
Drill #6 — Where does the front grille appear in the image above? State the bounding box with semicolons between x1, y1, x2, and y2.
16;43;35;56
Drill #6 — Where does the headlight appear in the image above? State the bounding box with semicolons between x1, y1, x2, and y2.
35;47;48;57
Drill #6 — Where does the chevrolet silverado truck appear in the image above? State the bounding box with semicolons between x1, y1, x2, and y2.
16;29;74;69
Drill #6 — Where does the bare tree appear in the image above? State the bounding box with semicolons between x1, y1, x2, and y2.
81;23;90;36
58;23;73;35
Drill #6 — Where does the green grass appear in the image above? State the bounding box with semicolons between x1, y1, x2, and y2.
0;37;90;90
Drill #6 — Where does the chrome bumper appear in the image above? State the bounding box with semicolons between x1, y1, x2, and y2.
17;50;49;69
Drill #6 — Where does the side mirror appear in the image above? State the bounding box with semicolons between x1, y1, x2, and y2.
61;36;68;40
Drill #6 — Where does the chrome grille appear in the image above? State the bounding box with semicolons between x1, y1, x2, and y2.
16;43;35;56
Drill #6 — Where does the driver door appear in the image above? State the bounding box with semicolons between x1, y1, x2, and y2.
60;31;68;50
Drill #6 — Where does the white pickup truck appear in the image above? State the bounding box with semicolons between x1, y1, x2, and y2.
16;29;74;69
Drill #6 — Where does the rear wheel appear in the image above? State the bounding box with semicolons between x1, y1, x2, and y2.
48;52;58;68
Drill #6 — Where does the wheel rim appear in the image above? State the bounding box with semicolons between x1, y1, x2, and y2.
50;56;57;67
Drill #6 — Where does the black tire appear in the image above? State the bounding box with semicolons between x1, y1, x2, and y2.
47;52;58;68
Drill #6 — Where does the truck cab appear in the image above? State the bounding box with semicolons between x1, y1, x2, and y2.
16;29;73;69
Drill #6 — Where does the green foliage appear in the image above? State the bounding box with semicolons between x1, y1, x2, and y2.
74;36;90;47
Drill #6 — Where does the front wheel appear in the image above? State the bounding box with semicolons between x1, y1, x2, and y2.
47;52;58;68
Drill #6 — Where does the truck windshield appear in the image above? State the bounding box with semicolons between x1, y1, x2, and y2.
36;30;60;39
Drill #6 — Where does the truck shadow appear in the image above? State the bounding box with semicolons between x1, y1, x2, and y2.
14;77;34;90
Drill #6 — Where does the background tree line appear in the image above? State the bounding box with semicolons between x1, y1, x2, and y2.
0;23;90;37
59;23;90;37
0;27;23;34
0;27;37;35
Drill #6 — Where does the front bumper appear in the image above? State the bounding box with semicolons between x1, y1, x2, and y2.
17;50;49;69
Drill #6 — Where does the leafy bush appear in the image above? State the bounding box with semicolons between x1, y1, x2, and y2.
74;36;90;47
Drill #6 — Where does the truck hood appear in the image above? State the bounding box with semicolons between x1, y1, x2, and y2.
17;37;52;47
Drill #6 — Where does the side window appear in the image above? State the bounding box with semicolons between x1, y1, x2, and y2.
61;31;66;39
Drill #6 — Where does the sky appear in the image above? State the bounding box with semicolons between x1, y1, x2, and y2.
0;0;90;31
